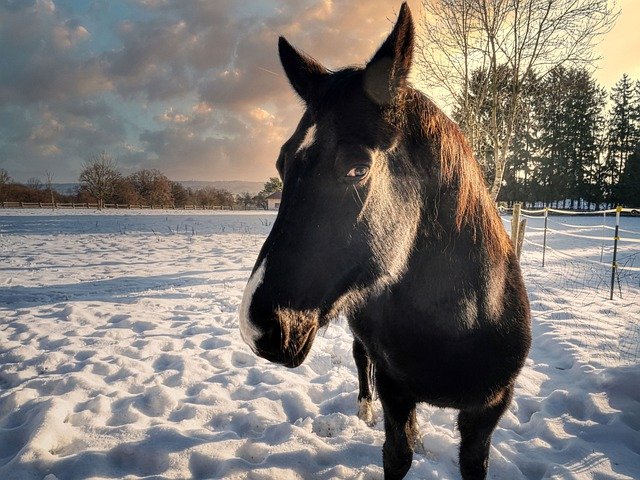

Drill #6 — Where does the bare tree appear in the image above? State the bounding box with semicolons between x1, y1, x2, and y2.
0;168;10;203
170;181;190;206
417;0;618;199
237;192;254;209
0;168;9;185
112;177;142;205
45;170;55;210
79;152;121;210
27;177;42;190
196;187;234;208
128;169;173;206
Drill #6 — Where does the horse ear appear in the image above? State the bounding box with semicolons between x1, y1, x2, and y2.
364;2;414;105
279;36;328;104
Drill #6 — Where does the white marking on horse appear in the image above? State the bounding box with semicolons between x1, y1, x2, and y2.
239;259;266;351
358;399;374;426
295;123;317;155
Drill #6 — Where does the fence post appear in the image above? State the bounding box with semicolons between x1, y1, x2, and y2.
600;211;607;263
542;207;548;267
511;203;526;259
511;203;521;246
516;217;527;260
609;205;622;300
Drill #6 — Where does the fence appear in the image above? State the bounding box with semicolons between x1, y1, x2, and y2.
0;202;251;210
505;204;640;366
511;206;640;299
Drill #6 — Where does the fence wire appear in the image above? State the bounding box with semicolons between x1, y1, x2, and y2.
508;207;640;367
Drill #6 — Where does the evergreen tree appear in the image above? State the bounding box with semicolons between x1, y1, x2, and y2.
459;67;618;207
604;74;640;204
500;75;540;206
532;67;606;207
564;69;607;207
535;67;570;206
618;142;640;206
635;79;640;129
455;65;529;188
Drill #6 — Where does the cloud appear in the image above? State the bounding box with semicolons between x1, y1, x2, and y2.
0;0;420;183
0;1;110;105
53;20;90;49
133;99;295;182
0;98;127;181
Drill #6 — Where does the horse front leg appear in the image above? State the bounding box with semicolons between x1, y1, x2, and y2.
377;368;418;480
457;385;513;480
353;338;375;425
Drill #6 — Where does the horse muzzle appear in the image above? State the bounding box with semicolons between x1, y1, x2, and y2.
238;258;323;367
242;306;320;368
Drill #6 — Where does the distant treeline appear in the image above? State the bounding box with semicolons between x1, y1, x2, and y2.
484;69;640;208
0;161;282;210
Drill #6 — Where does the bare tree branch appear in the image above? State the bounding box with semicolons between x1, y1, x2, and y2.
416;0;618;199
45;170;55;210
79;152;121;210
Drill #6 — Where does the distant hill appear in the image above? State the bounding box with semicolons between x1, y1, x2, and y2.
180;180;264;195
52;180;265;196
52;183;79;195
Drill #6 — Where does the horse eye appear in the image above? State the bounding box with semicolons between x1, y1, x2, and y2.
346;166;369;178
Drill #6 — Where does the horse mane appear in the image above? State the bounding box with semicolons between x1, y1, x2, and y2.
394;88;512;260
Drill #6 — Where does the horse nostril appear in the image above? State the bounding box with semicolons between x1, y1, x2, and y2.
266;323;282;343
257;323;283;354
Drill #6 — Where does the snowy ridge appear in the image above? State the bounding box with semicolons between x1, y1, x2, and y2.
0;210;638;479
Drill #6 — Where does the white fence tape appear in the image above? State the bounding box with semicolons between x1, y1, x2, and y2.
512;205;640;301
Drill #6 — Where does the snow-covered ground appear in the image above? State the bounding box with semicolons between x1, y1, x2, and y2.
0;209;638;479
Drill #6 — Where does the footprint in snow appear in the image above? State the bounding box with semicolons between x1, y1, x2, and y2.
231;351;256;367
235;440;270;464
312;413;351;438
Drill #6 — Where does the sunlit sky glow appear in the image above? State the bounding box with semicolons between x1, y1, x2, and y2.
1;0;638;183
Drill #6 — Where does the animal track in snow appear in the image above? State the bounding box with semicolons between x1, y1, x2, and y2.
230;350;256;367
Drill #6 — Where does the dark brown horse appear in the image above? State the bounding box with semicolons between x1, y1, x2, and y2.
239;3;531;479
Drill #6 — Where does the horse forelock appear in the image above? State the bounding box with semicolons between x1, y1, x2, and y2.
393;88;512;261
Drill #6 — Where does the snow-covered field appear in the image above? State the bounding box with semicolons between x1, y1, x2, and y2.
1;209;638;479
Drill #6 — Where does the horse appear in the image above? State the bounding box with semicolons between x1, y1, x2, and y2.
238;3;531;479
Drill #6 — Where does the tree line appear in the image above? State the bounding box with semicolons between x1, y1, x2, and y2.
0;153;283;210
490;69;640;208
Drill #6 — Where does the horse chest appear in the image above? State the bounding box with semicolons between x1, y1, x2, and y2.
349;292;511;402
351;302;472;368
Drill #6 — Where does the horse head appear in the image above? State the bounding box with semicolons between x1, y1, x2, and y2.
239;3;424;367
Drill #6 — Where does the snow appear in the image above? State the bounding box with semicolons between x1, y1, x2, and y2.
0;209;638;479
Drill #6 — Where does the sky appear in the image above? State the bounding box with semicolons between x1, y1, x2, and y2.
0;0;638;184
